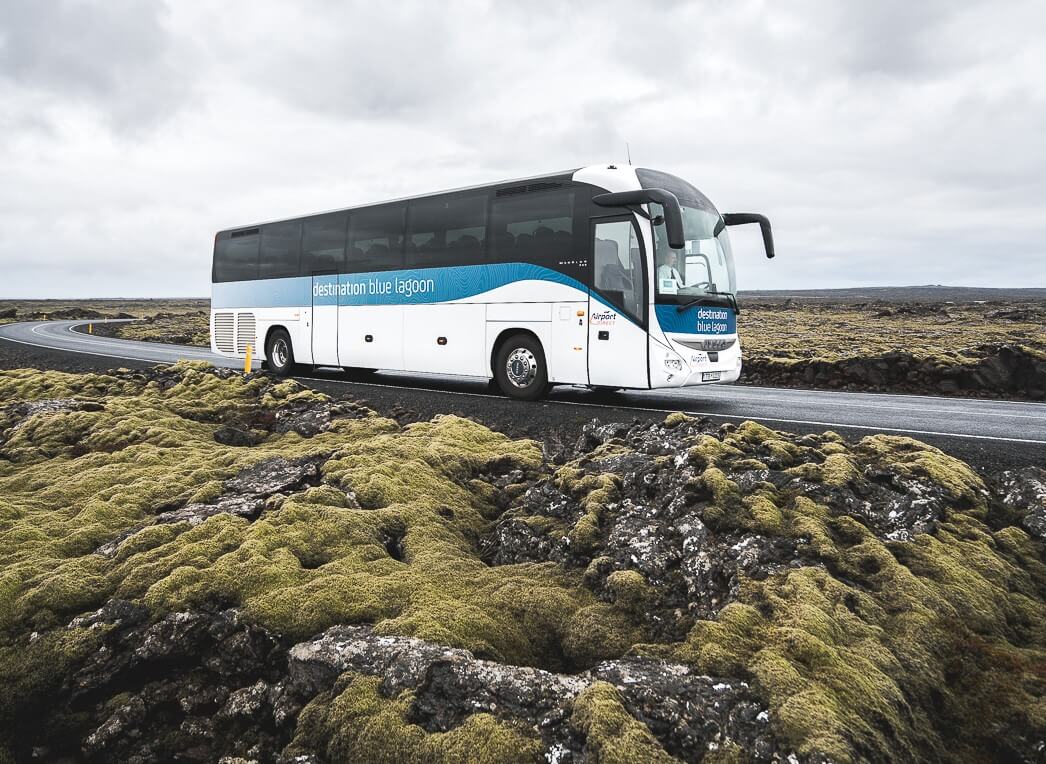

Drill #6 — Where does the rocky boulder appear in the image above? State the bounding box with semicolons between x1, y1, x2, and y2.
284;625;782;762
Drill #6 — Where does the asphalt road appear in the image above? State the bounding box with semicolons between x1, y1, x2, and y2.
2;319;1044;469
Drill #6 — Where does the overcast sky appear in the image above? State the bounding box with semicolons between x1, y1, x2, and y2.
1;0;1044;297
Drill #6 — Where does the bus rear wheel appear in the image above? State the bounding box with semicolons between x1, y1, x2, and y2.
494;334;548;401
265;328;297;377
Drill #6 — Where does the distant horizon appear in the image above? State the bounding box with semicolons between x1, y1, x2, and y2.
4;284;1046;302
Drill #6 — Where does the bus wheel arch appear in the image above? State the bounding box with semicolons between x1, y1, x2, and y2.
264;325;297;377
491;330;549;400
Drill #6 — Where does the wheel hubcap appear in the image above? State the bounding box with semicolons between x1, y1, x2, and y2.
505;348;537;388
273;339;289;367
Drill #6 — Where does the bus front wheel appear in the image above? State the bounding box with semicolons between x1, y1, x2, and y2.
494;334;548;401
265;328;297;377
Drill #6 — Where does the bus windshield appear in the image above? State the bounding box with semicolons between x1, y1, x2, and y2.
651;204;737;303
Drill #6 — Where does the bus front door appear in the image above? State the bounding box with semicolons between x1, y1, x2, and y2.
312;274;340;367
587;218;649;389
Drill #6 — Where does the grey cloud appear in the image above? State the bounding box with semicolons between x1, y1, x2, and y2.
0;0;189;130
803;0;960;77
0;0;1043;297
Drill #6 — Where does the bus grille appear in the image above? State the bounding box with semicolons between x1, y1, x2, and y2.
235;312;256;354
213;312;234;353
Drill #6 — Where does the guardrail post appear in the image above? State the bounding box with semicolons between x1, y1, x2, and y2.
244;343;252;374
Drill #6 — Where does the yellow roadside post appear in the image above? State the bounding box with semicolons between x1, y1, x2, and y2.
244;343;252;374
88;323;92;334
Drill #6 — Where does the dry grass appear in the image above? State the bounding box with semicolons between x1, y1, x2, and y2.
0;298;207;320
740;301;1046;364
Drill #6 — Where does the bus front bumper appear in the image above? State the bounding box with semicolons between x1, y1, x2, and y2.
649;336;743;388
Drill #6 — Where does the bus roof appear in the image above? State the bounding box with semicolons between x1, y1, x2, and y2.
214;163;674;236
219;166;590;235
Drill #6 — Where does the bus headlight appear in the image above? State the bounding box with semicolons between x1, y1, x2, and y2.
665;358;683;372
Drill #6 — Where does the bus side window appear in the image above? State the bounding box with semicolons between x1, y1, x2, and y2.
348;204;406;272
302;213;347;274
213;229;259;282
490;189;575;272
259;221;302;279
406;193;488;269
593;220;644;322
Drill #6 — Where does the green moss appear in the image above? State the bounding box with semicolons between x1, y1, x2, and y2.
0;625;108;733
696;467;742;528
703;740;745;764
731;458;769;471
3;364;1044;761
560;603;643;667
722;421;812;467
606;570;653;612
0;363;650;742
786;452;857;487
663;412;693;428
112;312;210;347
820;452;858;486
640;475;1046;762
855;435;987;509
288;674;545;763
739;300;1046;370
552;461;622;555
686;435;743;470
570;682;677;763
742;493;786;535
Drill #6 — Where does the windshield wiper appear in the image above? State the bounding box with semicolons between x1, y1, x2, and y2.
675;291;741;315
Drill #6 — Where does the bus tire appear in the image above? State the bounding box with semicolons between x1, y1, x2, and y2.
494;334;548;401
265;328;296;377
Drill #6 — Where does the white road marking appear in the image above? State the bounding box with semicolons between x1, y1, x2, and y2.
736;382;1046;408
2;328;256;368
297;375;1046;445
643;388;1045;420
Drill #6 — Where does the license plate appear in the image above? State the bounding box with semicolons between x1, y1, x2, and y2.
701;371;721;382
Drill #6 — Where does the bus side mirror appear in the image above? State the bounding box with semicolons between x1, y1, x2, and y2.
723;213;775;259
593;188;685;249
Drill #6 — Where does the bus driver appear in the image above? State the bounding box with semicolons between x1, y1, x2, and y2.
657;250;683;292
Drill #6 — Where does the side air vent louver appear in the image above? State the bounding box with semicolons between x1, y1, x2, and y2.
495;181;564;198
230;228;260;238
235;312;256;354
213;312;235;353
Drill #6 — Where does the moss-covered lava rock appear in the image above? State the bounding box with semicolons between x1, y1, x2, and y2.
0;363;1043;762
738;299;1046;399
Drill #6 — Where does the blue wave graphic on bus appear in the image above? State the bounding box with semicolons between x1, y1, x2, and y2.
312;263;584;307
654;304;736;335
212;263;587;310
212;262;639;326
212;278;312;309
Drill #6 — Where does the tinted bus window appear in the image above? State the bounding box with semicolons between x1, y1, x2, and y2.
348;204;405;272
302;213;347;274
490;190;575;270
213;230;259;282
594;219;644;322
407;193;488;268
259;221;302;279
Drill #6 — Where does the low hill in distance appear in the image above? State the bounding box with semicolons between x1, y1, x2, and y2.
740;285;1046;304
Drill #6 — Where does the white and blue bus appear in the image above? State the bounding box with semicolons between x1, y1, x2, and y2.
210;164;774;399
